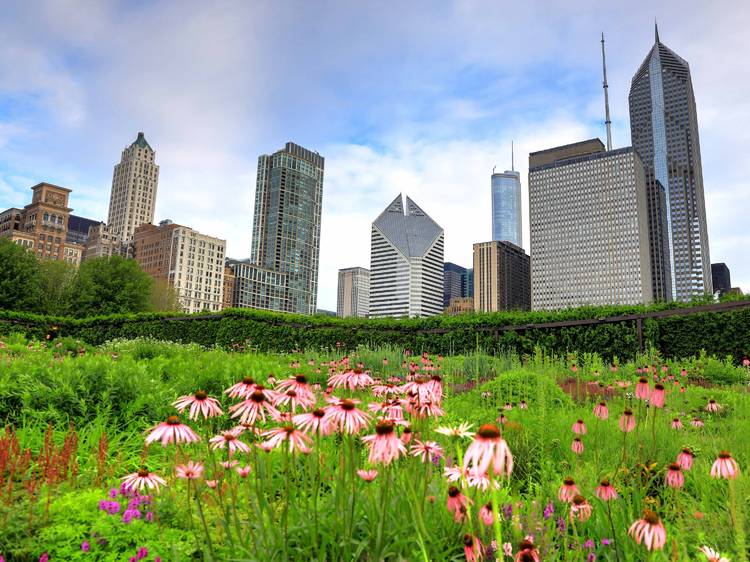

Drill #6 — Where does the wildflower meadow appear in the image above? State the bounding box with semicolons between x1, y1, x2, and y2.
0;335;748;561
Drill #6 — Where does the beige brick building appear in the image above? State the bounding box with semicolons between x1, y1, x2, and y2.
133;220;226;313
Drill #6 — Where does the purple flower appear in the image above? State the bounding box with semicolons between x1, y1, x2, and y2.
81;541;90;552
584;539;595;549
109;488;119;499
145;511;154;522
122;509;142;524
155;558;161;562
39;554;49;562
587;554;596;562
502;503;513;519
601;538;611;546
137;547;148;560
543;501;554;520
556;517;567;533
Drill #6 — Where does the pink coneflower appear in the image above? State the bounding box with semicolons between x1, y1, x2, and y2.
651;384;666;408
205;480;218;488
463;424;513;477
357;469;378;482
220;460;239;469
426;375;444;402
705;399;721;413
275;374;315;402
235;465;252;478
595;479;618;501
413;400;445;419
446;486;472;522
571;364;578;373
628;510;667;551
402;377;435;403
635;377;651;400
569;495;592;522
273;389;315;412
172;390;223;420
671;418;683;430
261;425;312;454
228;390;280;425
145;416;201;447
514;540;541;562
209;430;250;455
504;402;513;411
572;419;587;434
326;398;371;434
519;400;528;410
743;358;750;367
681;368;688;376
175;461;204;480
361;421;407;465
571;438;584;455
410;439;444;463
121;469;166;492
328;369;374;391
382;357;389;365
479;502;494;525
691;417;705;428
593;402;609;420
619;409;636;433
463;534;482;562
558;478;579;502
665;463;684;488
224;376;259;399
698;546;730;562
497;414;508;425
293;408;333;435
371;383;404;397
676;448;695;470
711;451;740;480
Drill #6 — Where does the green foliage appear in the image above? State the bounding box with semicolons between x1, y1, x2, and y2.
68;256;154;317
0;238;41;311
37;259;77;315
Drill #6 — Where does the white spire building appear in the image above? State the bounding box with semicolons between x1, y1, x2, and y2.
369;194;444;318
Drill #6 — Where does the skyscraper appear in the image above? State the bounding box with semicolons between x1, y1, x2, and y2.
337;267;370;318
473;240;530;312
711;263;731;297
491;169;522;246
629;25;712;301
369;194;444;318
528;139;653;310
107;132;160;242
251;142;324;315
443;262;468;307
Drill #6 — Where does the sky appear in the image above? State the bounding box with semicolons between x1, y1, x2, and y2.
1;1;749;311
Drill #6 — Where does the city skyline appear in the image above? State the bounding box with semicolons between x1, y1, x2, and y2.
1;3;749;310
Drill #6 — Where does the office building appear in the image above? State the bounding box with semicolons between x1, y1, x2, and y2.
133;220;225;313
250;142;324;314
711;263;731;297
443;262;469;307
225;258;289;312
107;132;160;242
369;194;444;318
337;267;370;318
528;139;653;310
445;297;475;315
491;169;522;246
66;215;102;247
0;183;85;265
473;241;530;312
83;223;122;260
222;265;236;310
629;25;712;301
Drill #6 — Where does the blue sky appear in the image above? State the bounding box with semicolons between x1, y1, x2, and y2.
1;1;749;310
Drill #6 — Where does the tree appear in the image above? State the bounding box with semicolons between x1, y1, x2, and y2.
149;278;183;312
37;259;76;315
0;238;41;312
68;256;154;317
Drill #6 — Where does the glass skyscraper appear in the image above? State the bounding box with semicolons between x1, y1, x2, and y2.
491;170;522;247
629;25;712;302
251;142;324;314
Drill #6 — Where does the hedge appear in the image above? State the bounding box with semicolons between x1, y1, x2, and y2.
1;299;749;361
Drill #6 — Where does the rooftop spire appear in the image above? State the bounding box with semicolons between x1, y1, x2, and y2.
601;32;613;151
511;140;515;171
655;20;660;43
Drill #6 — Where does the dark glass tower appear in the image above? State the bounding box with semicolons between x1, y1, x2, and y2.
251;142;324;314
629;25;712;302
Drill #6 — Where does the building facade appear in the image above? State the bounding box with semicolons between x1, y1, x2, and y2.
629;26;712;302
83;223;122;260
473;241;530;312
133;220;225;313
250;142;324;314
337;267;370;318
445;297;474;315
528;139;653;310
491;170;522;246
222;265;236;310
107;132;160;242
711;263;731;297
66;215;102;248
443;262;469;307
369;194;444;318
0;183;85;265
225;258;289;312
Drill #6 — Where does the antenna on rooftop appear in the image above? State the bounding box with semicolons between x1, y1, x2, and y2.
511;140;515;171
601;32;613;151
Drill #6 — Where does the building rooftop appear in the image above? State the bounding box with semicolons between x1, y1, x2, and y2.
131;132;153;151
373;194;443;258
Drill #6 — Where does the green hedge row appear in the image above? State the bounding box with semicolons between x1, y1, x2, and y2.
1;301;749;361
